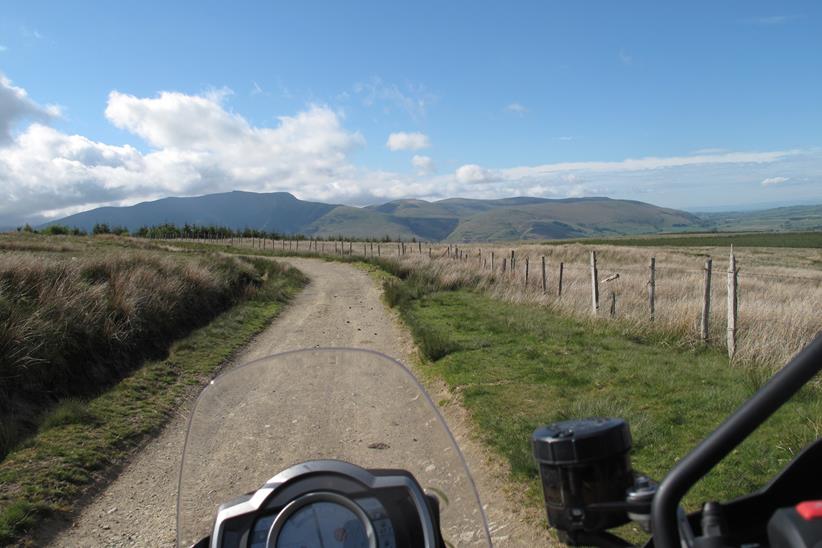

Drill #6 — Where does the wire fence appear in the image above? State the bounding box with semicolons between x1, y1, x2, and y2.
162;235;822;372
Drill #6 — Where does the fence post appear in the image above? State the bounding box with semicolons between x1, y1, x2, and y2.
610;291;617;318
541;256;547;294
502;257;507;273
491;251;495;271
418;242;422;253
701;257;713;343
590;251;599;314
648;257;656;322
510;250;515;273
727;248;738;359
349;241;352;255
525;257;530;287
558;262;564;297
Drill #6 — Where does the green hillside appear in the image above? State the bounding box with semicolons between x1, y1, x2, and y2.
45;191;820;243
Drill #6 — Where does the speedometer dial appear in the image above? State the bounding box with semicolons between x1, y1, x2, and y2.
271;493;375;548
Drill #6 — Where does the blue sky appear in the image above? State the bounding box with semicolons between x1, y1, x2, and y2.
1;1;821;224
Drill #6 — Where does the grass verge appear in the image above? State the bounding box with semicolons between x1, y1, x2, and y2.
0;258;306;545
384;277;821;541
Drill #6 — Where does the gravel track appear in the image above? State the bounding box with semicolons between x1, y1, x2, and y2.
37;258;552;547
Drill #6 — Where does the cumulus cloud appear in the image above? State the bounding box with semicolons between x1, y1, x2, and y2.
0;81;369;225
411;155;435;176
1;72;821;226
761;176;789;186
386;131;430;151
0;74;59;144
455;164;497;184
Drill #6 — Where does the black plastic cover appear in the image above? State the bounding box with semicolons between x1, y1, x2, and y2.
532;418;632;465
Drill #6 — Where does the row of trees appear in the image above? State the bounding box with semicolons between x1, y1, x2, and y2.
20;222;418;243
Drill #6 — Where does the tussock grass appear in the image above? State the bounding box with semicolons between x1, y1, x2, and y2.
0;250;306;545
0;249;267;458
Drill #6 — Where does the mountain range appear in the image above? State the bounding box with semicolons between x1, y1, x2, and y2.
44;191;708;242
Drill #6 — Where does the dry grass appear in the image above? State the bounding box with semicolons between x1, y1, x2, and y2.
383;242;822;373
0;247;264;457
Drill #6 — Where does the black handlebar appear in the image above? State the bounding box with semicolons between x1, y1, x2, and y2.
651;333;822;547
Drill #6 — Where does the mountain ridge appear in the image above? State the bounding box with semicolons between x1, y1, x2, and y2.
43;190;711;242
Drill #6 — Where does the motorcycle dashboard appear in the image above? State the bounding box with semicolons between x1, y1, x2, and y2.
213;462;437;548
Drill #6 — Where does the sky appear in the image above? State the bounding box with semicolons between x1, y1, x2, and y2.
1;1;821;226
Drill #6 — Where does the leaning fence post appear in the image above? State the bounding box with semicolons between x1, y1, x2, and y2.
648;257;656;322
590;251;599;314
727;248;738;359
541;256;547;293
701;257;713;343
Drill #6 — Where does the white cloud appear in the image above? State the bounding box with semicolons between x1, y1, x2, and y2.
557;136;576;141
0;81;368;224
619;49;633;65
504;102;527;115
455;164;497;184
412;155;435;175
21;26;43;40
353;77;435;121
386;131;430;151
1;72;821;226
0;74;59;144
761;176;789;186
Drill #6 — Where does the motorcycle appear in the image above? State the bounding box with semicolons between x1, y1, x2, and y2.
178;335;822;548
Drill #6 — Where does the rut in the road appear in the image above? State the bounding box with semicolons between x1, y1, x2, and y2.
38;258;552;547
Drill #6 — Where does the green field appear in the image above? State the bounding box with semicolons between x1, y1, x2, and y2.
384;278;821;539
550;230;822;248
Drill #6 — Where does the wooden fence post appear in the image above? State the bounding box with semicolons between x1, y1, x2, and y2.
648;257;656;322
558;262;564;297
609;291;617;318
541;256;547;293
502;257;507;273
525;257;530;287
590;251;599;314
701;257;713;343
727;248;738;359
418;241;422;253
510;250;515;273
349;241;353;255
491;251;495;271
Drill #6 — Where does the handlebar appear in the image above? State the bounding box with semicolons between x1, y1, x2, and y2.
651;333;822;547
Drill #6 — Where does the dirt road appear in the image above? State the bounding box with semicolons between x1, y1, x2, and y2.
39;258;551;547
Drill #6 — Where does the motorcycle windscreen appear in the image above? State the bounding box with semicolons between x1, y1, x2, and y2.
177;348;491;547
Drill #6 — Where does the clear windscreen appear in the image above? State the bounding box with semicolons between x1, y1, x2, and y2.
177;348;490;547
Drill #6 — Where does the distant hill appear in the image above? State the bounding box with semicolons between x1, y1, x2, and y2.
46;191;708;241
697;204;822;232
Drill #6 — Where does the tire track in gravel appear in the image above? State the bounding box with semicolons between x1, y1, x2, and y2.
38;258;552;547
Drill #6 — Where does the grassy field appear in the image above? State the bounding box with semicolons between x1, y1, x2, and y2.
549;231;822;248
383;277;822;540
0;233;306;545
